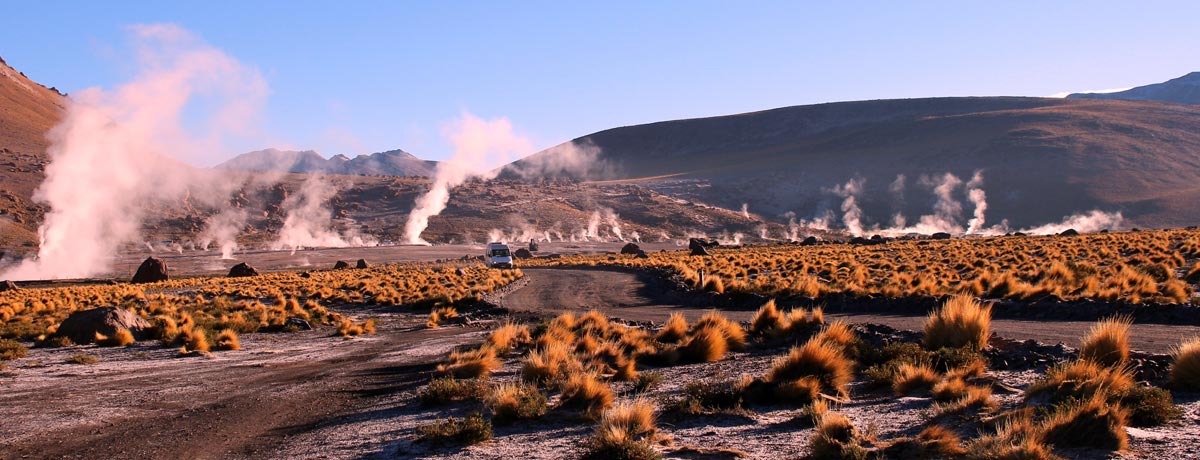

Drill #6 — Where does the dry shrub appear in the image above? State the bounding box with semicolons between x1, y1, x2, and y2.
486;320;530;353
0;338;29;360
750;299;784;335
1038;395;1128;451
215;329;240;351
678;327;729;363
438;347;501;379
923;294;991;351
882;425;965;459
776;376;822;405
932;377;969;402
419;377;487;406
690;311;746;350
634;371;664;393
1025;360;1133;406
1121;385;1182;426
426;306;458;328
416;412;492;446
935;386;998;416
814;321;857;352
765;338;853;398
521;341;575;385
893;363;939;396
153;315;179;343
560;372;614;417
487;382;547;423
614;357;639;381
1079;315;1131;367
179;328;210;354
65;353;98;365
808;412;870;460
656;313;688;344
95;329;135;347
1170;336;1200;390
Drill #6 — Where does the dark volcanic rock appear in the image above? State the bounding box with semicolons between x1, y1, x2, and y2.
513;248;533;259
55;307;153;344
0;280;18;292
333;260;351;270
131;257;168;284
636;250;649;259
529;240;540;252
1059;228;1080;236
284;317;312;331
930;232;952;240
356;259;370;269
689;238;711;256
227;262;259;278
800;236;819;246
620;242;641;255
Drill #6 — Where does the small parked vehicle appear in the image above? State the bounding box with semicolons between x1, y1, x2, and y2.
484;242;514;268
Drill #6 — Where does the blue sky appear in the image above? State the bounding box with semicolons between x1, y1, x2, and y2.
2;1;1198;162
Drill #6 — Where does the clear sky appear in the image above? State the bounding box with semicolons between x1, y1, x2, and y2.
2;1;1198;162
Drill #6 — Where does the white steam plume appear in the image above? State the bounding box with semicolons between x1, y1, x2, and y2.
404;113;532;244
1021;210;1124;235
965;170;987;234
200;208;247;259
1;24;266;280
832;178;865;236
271;175;375;252
740;203;750;219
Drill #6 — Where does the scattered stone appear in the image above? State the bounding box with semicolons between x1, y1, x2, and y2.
299;271;312;278
620;242;641;255
636;250;649;259
1059;228;1080;236
513;248;533;259
800;236;819;246
55;307;153;344
455;268;467;277
130;257;168;284
333;260;351;270
356;259;369;269
689;238;711;256
930;232;952;240
227;262;259;277
284;317;312;331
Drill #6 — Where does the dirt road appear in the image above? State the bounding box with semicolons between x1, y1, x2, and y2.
0;313;483;460
499;268;1200;354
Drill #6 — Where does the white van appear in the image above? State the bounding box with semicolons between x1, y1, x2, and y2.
484;242;514;268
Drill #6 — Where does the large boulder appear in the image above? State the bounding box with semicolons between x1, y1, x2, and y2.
356;259;370;269
1059;228;1080;237
799;236;819;246
227;262;259;278
689;238;711;256
333;260;351;270
529;240;540;252
131;257;168;284
513;248;533;259
620;242;641;255
55;307;153;344
0;280;19;292
930;232;953;240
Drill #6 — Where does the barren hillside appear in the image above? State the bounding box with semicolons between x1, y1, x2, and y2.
0;55;63;249
511;97;1200;229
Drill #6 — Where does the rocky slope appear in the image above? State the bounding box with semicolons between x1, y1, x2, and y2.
1069;72;1200;105
217;148;437;177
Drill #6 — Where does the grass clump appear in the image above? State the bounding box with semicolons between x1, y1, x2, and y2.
765;338;853;399
215;329;240;351
560;372;614;417
487;382;547;423
1038;395;1128;451
750;299;785;335
427;306;458;329
923;294;991;351
808;412;872;460
1170;336;1200;390
95;329;135;347
485;320;531;353
881;425;965;459
416;412;493;446
1079;315;1131;367
672;379;747;414
0;338;28;360
418;376;488;406
1121;385;1182;427
678;327;728;363
1025;359;1133;406
583;399;660;460
521;341;575;385
65;353;98;365
892;363;940;396
656;313;688;343
634;371;664;393
438;347;501;379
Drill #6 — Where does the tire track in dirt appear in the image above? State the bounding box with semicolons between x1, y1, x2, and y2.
498;268;1200;354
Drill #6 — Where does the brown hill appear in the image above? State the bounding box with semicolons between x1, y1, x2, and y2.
508;97;1200;229
1069;72;1200;105
0;55;64;249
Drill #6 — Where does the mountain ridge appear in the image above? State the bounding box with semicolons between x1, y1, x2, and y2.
216;147;437;177
1067;72;1200;105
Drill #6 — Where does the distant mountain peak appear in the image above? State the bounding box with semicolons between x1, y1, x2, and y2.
1067;72;1200;105
216;148;436;177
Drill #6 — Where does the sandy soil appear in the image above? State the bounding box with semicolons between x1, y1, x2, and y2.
3;260;1199;459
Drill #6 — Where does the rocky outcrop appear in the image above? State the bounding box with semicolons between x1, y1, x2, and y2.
227;262;259;277
131;257;168;284
55;307;153;344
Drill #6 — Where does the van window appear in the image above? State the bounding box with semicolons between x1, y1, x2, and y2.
489;249;510;257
